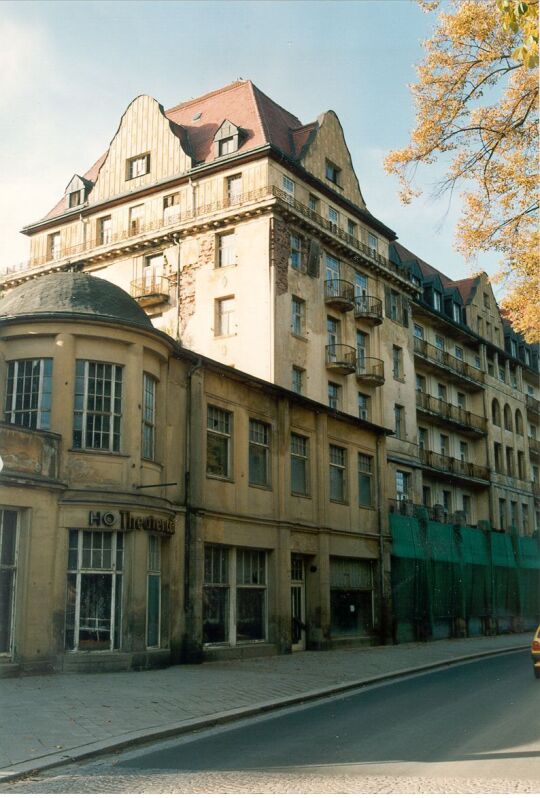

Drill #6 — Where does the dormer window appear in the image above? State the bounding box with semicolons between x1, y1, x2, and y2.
68;190;83;208
218;137;235;157
64;174;90;211
214;120;242;159
433;290;442;311
452;302;462;323
127;153;150;180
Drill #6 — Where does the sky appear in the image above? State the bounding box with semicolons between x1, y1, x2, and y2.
0;0;500;282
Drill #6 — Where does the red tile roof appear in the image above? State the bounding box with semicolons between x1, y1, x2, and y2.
394;242;480;304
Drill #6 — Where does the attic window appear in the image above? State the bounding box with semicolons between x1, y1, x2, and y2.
433;290;442;312
214;120;242;159
218;137;235;157
68;190;84;208
325;160;341;185
192;112;202;121
127;153;150;180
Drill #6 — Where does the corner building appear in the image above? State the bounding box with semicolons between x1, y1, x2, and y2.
0;273;390;674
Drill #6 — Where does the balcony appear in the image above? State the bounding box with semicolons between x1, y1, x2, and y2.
325;344;357;375
526;395;540;417
0;422;60;483
354;295;383;326
418;447;489;484
388;498;471;526
413;337;484;388
529;437;540;457
130;275;170;307
356;357;385;386
416;390;487;436
324;279;355;312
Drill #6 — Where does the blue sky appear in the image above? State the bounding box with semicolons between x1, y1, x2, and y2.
0;0;499;281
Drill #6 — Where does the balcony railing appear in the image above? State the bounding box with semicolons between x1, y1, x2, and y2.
418;447;489;482
413;337;484;385
1;185;416;289
356;357;385;386
529;437;540;456
388;498;471;525
130;275;170;306
354;295;383;325
526;395;540;416
325;344;357;375
416;390;487;434
324;279;355;311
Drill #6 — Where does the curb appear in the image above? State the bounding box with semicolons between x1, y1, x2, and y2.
0;643;528;784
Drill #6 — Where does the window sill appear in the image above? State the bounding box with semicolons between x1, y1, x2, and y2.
393;376;406;383
206;473;235;483
248;482;272;491
291;333;308;342
330;498;349;506
68;449;130;458
291;491;311;499
141;457;163;467
213;333;237;340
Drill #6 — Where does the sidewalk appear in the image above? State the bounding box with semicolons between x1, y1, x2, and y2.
0;633;530;782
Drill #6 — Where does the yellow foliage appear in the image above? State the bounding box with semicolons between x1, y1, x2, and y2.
384;0;539;342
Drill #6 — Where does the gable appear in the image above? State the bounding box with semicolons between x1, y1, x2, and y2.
299;111;365;209
91;95;192;204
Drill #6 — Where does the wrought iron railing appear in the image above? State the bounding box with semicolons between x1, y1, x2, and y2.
356;357;385;382
387;498;470;525
324;279;355;304
415;390;487;433
413;338;484;384
325;344;357;371
418;447;489;481
130;275;169;300
354;295;383;321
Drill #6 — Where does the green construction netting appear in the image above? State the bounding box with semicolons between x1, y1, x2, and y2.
390;516;426;559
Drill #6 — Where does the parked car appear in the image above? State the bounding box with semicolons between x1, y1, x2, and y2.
531;625;540;679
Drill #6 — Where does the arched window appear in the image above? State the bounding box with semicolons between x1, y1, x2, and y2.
504;403;513;432
515;409;524;435
492;398;501;426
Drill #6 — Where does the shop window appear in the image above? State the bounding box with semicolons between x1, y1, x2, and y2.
329;444;347;502
142;373;156;460
73;361;122;452
249;419;271;487
0;510;18;655
5;358;52;430
206;405;232;479
65;530;123;652
203;545;267;646
146;535;161;648
291;433;309;496
330;557;373;637
358;454;373;507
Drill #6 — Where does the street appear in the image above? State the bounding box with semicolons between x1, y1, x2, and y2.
4;651;539;794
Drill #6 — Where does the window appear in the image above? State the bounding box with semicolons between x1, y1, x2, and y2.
437;383;447;401
215;296;235;336
455;346;464;360
414;323;424;340
395;470;410;500
498;498;506;530
416;374;426;392
127;153;150;179
291;433;309;496
499;366;506;382
328;381;340;410
356;330;367;368
462;495;471;523
73;361;122;452
440;434;449;456
328;206;339;226
217;232;236;268
486;321;492;340
510;339;517;357
203;545;267;645
142;252;164;291
47;232;61;260
492;398;501;426
142;374;156;460
330;557;374;637
394;405;405;439
443;490;452;514
452;303;462;324
358;454;373;506
358;392;370;421
367;232;378;253
98;216;112;245
515;409;524;435
423;485;432;507
348;219;357;238
207;406;232;479
392;346;403;379
494;442;504;472
308;194;318;212
522;504;530;536
291;296;305;336
459;441;468;462
325;253;340;286
327;316;340;349
457;392;466;410
504;404;513;431
249;419;271;487
325;160;341;184
68;189;83;208
292;366;304;394
506;447;514;477
5;358;52;430
510;501;518;529
385;288;408;326
518;451;526;480
433;290;442;311
65;529;123;652
282;175;295;200
163;192;180;224
418;427;427;450
529;423;537;439
218;137;235;157
129;204;144;235
146;536;161;648
226;174;242;204
435;334;445;351
0;510;18;655
474;355;482;369
290;233;303;270
354;272;368;298
329;444;347;502
483;292;490;309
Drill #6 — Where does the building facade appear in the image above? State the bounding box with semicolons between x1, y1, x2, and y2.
0;273;391;674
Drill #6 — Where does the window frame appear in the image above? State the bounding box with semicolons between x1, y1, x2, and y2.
126;153;150;180
358;453;373;507
72;360;123;453
215;296;235;337
291;432;310;496
248;418;271;488
206;405;233;480
5;357;53;430
329;444;347;503
142;373;157;461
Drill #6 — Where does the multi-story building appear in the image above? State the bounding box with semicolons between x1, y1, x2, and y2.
0;80;537;668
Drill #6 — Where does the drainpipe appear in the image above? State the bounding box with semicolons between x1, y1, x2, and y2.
375;432;389;643
171;234;181;341
184;357;204;647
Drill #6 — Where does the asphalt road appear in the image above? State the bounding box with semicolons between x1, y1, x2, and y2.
5;651;540;793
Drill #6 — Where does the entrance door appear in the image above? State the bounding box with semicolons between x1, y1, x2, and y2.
290;555;306;651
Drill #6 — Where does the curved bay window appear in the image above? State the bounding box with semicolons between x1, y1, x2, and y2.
65;530;123;652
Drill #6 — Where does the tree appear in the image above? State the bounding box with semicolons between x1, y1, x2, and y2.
385;0;539;342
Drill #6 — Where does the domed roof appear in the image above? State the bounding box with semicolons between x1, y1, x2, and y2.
0;272;154;331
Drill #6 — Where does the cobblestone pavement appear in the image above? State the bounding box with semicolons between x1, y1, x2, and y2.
0;633;531;781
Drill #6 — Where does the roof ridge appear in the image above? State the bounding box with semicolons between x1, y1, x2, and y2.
250;82;303;129
249;81;271;144
165;80;247;114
